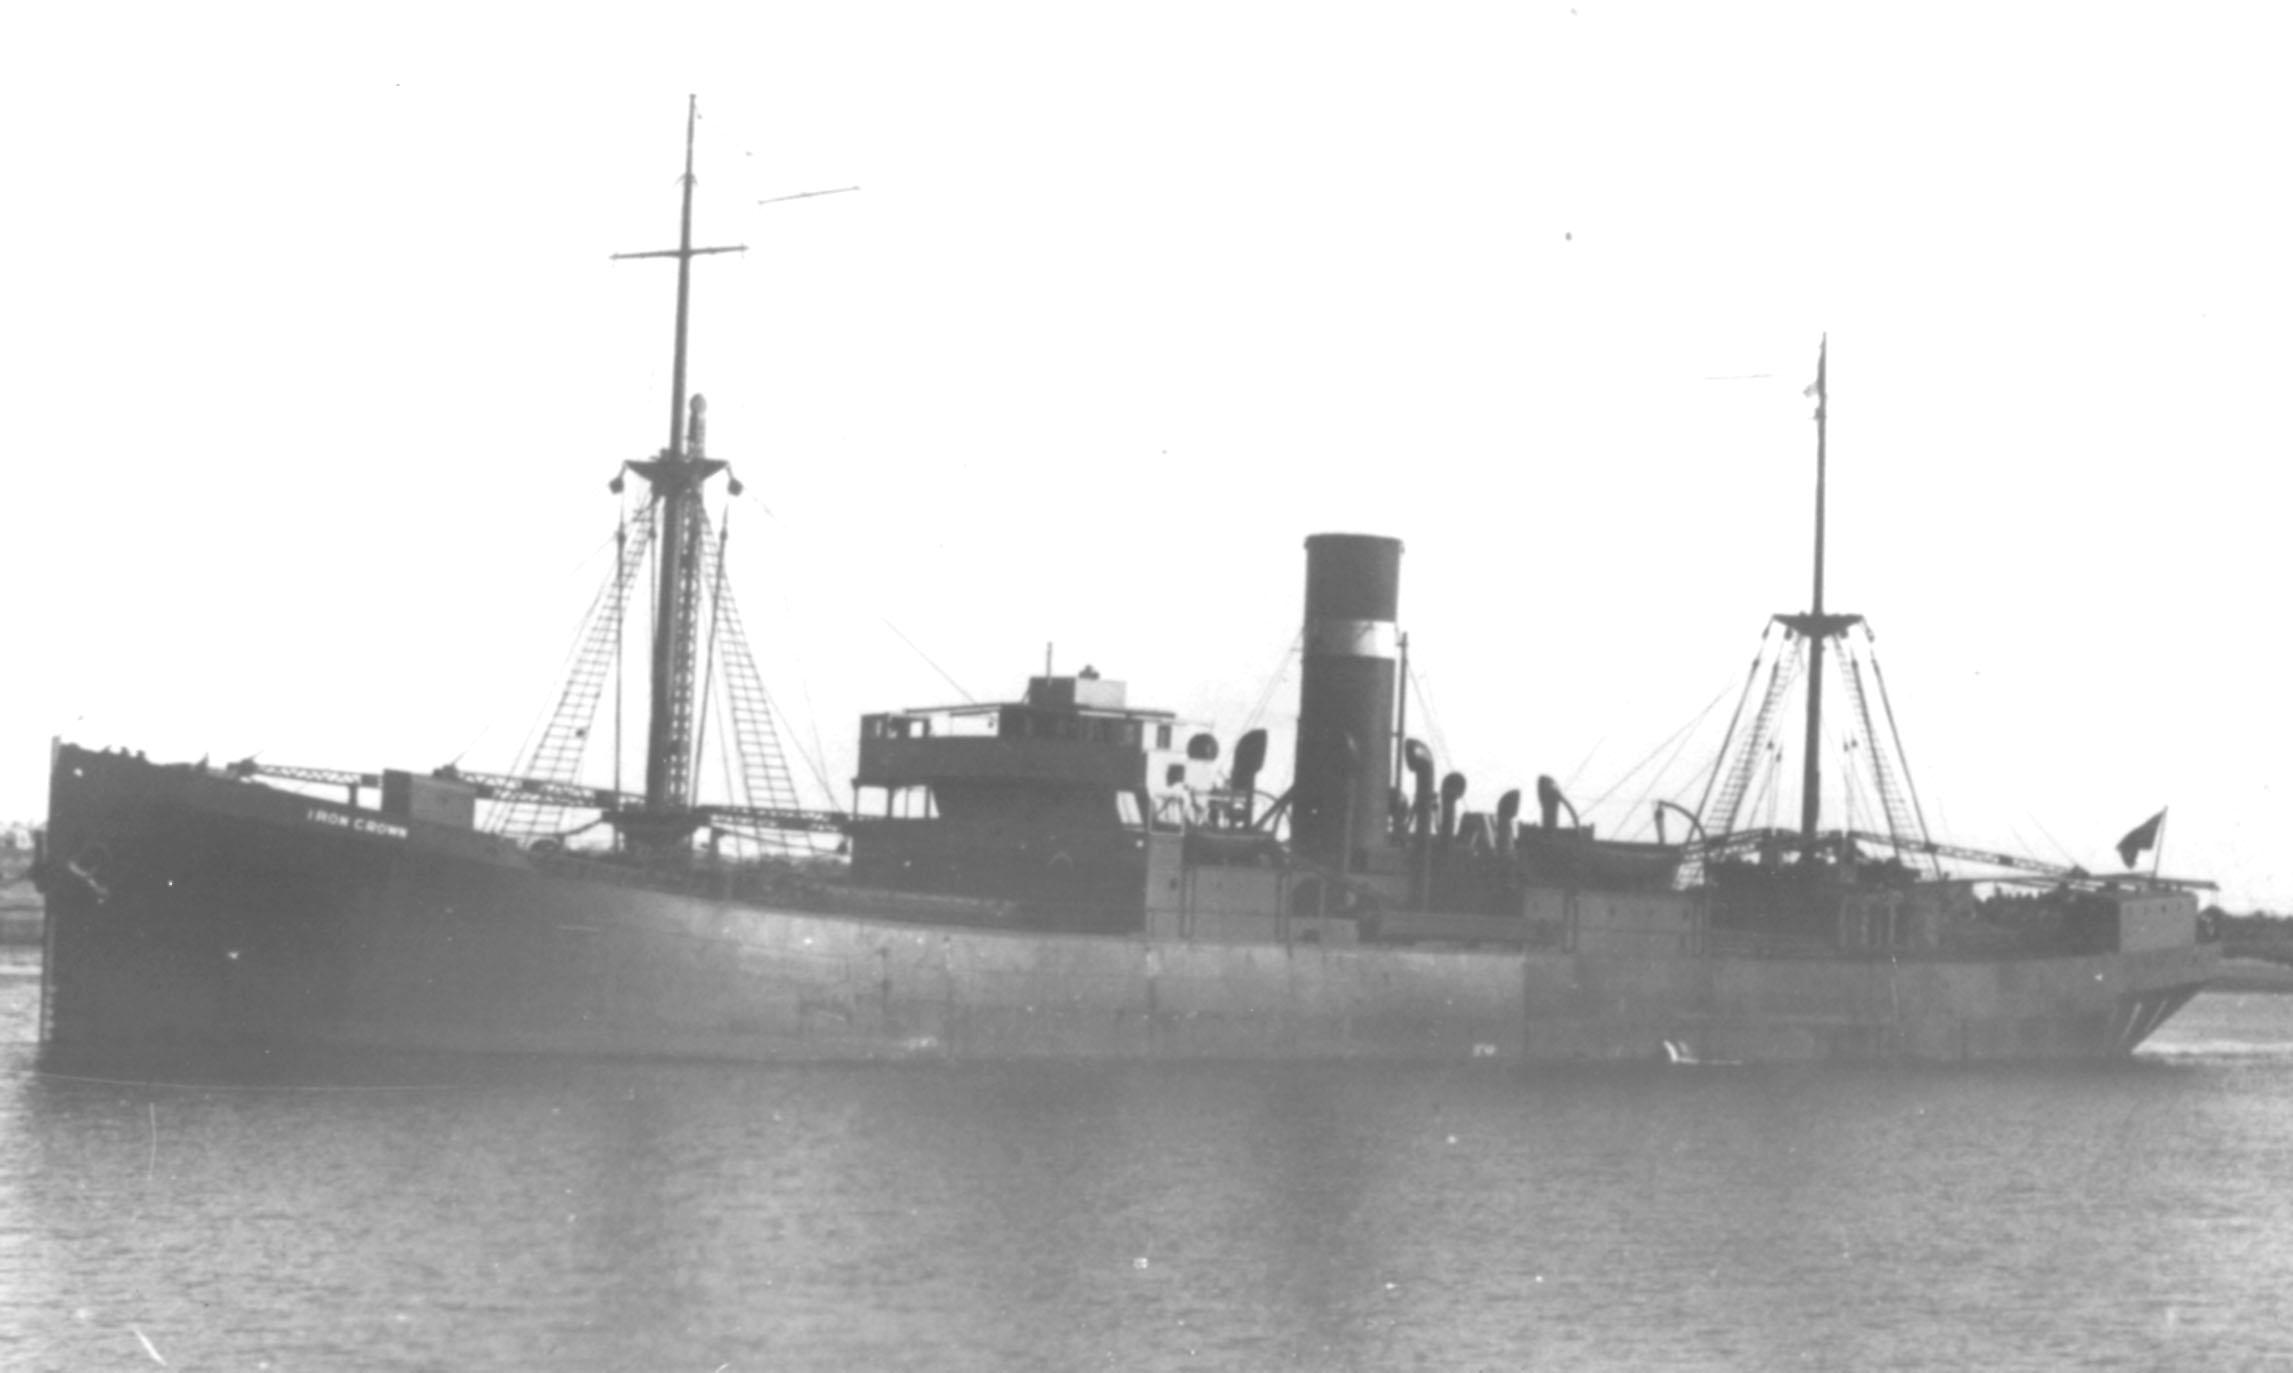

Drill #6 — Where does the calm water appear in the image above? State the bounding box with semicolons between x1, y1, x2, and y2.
2;945;2289;1371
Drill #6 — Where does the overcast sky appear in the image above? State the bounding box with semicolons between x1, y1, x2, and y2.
6;3;2290;907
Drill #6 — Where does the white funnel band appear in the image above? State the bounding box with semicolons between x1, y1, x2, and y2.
1306;617;1398;660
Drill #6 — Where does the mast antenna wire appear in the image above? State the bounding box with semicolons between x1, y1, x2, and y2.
759;185;861;206
881;619;975;704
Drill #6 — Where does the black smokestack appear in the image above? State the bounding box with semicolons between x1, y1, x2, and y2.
1291;533;1402;867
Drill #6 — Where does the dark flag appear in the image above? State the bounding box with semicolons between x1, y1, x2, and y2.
2116;810;2166;869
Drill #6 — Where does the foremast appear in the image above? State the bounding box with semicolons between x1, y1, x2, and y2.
612;96;746;841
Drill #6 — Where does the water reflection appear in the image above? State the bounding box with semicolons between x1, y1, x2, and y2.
2;980;2291;1370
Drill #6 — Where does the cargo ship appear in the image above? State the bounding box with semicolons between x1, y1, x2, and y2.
34;104;2217;1066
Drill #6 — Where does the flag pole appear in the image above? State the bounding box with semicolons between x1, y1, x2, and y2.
2152;807;2168;879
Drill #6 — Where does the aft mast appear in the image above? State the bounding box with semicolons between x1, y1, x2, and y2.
613;96;746;837
1777;335;1860;854
1692;336;1943;868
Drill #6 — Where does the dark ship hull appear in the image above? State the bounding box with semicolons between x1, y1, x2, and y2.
40;745;2216;1064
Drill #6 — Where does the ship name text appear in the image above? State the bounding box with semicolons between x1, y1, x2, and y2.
307;808;410;841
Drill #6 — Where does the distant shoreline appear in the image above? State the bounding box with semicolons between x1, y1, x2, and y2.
0;850;37;946
0;904;40;946
2212;957;2293;994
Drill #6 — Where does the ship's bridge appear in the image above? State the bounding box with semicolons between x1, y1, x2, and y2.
855;672;1216;827
850;671;1222;929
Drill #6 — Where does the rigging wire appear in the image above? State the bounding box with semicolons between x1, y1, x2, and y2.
1612;730;1732;841
773;687;843;815
721;460;983;709
881;618;976;704
453;510;639;773
730;481;980;709
793;676;841;812
614;504;626;797
737;559;845;811
736;499;847;809
1841;737;1880;839
497;501;656;783
1645;686;1736;806
483;498;661;837
2001;821;2041;872
2022;812;2083;869
689;507;733;791
1705;634;1802;837
1693;620;1781;822
715;693;741;826
698;482;844;808
1582;678;1737;829
1560;737;1608;800
1405;659;1452;769
599;466;962;817
1239;631;1304;736
1863;633;1937;855
628;499;662;794
1755;742;1784;831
